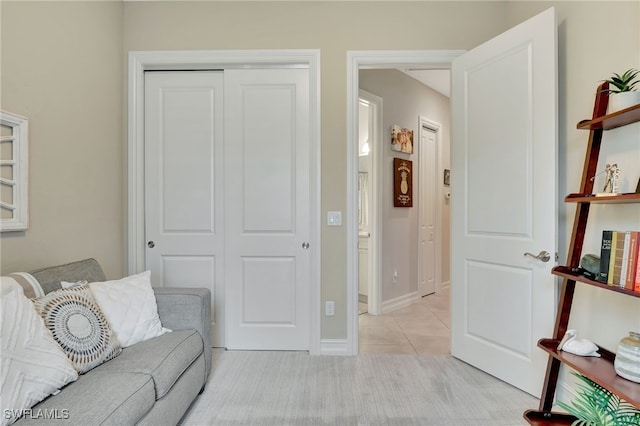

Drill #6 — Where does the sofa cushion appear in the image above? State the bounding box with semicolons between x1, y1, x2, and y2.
31;286;122;374
0;279;78;426
30;258;107;295
93;330;203;399
20;371;154;425
89;271;168;348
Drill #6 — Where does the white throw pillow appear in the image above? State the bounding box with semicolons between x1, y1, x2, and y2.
0;279;78;426
89;271;169;348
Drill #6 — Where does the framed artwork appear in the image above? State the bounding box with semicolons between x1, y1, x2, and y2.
444;169;450;186
393;158;413;207
391;125;413;154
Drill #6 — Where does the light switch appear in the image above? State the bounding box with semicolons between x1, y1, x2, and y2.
327;211;342;226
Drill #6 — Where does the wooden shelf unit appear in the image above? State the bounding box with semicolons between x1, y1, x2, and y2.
565;193;640;204
524;82;640;424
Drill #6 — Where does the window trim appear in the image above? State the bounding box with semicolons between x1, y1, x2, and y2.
1;111;29;232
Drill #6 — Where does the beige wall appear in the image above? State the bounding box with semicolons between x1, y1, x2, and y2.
0;1;124;278
360;69;451;302
1;2;638;361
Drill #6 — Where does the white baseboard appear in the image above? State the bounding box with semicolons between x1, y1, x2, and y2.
319;339;349;356
381;291;420;314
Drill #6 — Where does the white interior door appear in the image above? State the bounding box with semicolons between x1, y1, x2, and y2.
451;7;557;396
419;125;437;297
224;68;311;350
144;71;225;347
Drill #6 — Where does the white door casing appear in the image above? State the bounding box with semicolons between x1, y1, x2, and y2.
144;71;225;346
418;121;439;297
224;68;311;350
451;7;557;396
359;89;383;316
128;50;321;354
347;50;464;356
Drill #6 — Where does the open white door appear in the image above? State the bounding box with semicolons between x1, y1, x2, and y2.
451;7;557;396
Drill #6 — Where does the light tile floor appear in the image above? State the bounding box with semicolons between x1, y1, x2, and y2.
359;287;450;355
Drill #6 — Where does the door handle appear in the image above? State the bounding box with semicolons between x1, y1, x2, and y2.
148;241;155;249
524;250;550;263
302;242;310;250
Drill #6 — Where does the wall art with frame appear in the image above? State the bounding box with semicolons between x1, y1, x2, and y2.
393;158;413;207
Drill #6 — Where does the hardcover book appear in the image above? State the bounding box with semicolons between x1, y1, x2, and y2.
599;230;613;282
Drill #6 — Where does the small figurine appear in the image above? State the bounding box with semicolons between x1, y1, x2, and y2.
557;329;600;357
602;163;620;193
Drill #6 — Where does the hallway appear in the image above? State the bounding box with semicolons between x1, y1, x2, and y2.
358;288;450;355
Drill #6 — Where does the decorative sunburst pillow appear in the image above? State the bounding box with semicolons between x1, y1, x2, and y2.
32;285;122;374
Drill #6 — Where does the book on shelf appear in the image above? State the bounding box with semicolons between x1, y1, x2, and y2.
608;231;625;286
598;229;640;289
598;230;613;282
625;231;639;290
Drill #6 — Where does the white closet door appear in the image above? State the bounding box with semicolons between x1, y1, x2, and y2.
144;71;225;347
224;68;312;350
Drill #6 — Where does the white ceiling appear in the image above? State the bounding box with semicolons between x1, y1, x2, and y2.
399;69;451;98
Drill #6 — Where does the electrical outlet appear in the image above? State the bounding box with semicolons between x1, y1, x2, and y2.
325;301;335;316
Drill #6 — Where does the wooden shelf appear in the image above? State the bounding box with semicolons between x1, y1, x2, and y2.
565;193;640;204
552;266;640;298
538;339;640;409
525;82;640;422
523;410;576;425
577;103;640;130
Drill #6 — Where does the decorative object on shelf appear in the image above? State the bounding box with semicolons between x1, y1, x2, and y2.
614;331;640;384
580;254;600;275
390;125;413;154
602;68;640;113
557;372;640;426
393;158;412;207
591;163;621;195
443;169;450;186
557;329;600;357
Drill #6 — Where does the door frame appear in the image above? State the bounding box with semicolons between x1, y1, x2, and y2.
346;50;464;355
418;117;443;296
128;49;322;354
358;89;383;316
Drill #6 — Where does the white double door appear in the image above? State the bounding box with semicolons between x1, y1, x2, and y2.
144;68;311;350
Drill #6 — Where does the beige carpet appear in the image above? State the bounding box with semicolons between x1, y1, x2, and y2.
180;350;536;425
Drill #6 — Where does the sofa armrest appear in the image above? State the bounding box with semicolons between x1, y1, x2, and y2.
153;287;211;381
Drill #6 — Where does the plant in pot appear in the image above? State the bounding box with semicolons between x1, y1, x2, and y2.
602;69;640;113
557;372;640;426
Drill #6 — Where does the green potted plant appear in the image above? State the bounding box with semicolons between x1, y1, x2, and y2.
602;69;640;113
557;372;640;426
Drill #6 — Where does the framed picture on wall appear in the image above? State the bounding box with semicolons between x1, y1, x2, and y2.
393;158;413;207
391;125;413;154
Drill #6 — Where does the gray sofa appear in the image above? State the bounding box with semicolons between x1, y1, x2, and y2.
15;258;211;425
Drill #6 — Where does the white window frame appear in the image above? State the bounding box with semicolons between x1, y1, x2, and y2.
0;111;29;232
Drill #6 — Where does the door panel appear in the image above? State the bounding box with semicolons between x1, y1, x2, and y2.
419;126;437;297
451;7;557;396
224;69;311;350
144;71;225;347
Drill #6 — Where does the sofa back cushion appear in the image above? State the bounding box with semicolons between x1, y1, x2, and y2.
30;258;106;294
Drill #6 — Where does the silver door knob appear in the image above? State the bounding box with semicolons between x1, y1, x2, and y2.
148;241;155;248
302;242;310;250
524;250;550;262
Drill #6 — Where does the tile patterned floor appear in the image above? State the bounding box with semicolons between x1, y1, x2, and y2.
359;287;450;355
